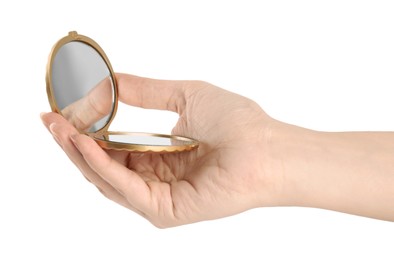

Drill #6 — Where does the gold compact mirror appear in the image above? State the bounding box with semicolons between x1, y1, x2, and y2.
46;31;199;152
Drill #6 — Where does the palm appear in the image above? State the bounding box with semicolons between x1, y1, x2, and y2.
108;85;268;225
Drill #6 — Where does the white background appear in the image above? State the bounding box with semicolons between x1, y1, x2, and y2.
1;1;393;259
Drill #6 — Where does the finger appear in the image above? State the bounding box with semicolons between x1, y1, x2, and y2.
71;133;152;213
116;73;195;114
41;112;71;132
48;120;132;210
42;113;146;216
61;76;114;131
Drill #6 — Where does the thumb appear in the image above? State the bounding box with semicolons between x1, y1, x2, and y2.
61;76;114;131
116;73;193;114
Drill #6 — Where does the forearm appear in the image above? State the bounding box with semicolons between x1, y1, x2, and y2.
270;122;394;221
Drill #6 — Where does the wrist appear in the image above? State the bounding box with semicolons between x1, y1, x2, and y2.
248;109;394;221
263;122;394;221
258;120;324;208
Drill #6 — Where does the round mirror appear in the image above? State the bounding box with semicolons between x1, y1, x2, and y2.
46;32;198;153
49;39;115;132
46;32;116;133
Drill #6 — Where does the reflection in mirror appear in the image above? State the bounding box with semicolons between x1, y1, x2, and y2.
51;41;114;132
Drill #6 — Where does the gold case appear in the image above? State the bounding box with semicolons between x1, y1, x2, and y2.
46;31;199;153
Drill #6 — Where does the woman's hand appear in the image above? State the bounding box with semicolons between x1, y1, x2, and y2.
41;74;281;227
42;73;394;227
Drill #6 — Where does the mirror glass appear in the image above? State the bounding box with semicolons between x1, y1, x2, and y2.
51;41;114;132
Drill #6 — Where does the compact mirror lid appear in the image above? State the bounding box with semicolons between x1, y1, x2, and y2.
46;31;117;133
46;31;199;153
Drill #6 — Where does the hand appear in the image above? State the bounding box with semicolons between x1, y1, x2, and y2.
41;73;281;227
42;73;394;226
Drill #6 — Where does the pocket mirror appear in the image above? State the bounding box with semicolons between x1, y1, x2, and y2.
46;31;199;152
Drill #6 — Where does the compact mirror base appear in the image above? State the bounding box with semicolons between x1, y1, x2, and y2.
89;132;199;153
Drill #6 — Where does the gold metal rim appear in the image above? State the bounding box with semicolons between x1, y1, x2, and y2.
45;31;118;134
46;31;199;153
89;131;199;153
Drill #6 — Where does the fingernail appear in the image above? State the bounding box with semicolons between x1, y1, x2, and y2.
49;123;57;134
40;112;48;119
49;124;62;146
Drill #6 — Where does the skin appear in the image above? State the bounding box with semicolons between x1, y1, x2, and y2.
41;73;394;228
61;76;114;131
